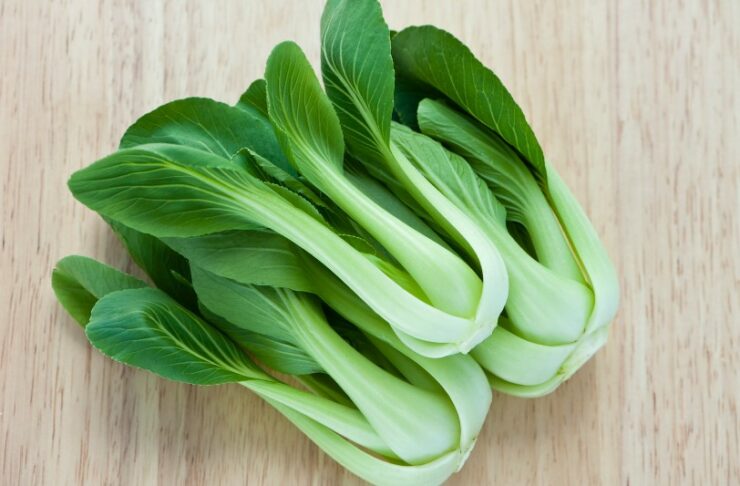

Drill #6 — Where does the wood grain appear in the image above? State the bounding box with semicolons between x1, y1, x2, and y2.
1;0;737;484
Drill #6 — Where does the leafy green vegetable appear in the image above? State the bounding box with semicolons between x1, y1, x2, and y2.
53;255;488;479
52;0;619;482
319;0;513;352
391;122;593;345
390;27;618;393
392;25;546;176
321;0;395;168
195;267;461;463
265;40;495;352
415;99;583;280
181;234;490;451
165;230;312;293
56;247;491;479
121;97;290;173
86;287;266;385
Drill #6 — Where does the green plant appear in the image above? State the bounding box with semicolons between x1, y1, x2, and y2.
52;0;618;483
391;27;619;394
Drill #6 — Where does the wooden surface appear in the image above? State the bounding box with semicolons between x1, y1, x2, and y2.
1;0;738;484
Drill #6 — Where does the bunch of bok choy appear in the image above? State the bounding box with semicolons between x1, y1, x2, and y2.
52;0;618;483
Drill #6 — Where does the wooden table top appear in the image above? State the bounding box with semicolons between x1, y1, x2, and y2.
1;1;737;484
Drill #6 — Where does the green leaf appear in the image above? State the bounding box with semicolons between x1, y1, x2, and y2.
507;221;538;259
266;183;328;225
190;265;300;344
199;305;323;376
120;97;290;172
86;287;265;384
265;41;345;183
393;76;436;129
239;332;324;376
69;143;271;238
321;0;394;165
164;230;313;292
298;374;353;407
192;252;463;463
392;26;546;177
391;122;594;345
236;79;269;118
72;141;484;351
106;219;198;309
318;0;508;340
52;256;147;326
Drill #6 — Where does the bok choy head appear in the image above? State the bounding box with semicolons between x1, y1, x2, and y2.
391;25;620;396
52;242;491;485
317;0;510;352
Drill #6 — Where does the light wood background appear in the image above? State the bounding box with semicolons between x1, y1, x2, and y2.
1;0;737;484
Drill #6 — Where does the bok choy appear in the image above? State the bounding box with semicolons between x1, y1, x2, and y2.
52;0;618;482
53;251;490;485
391;25;619;395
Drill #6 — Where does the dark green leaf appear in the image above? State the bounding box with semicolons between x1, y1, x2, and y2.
321;0;394;165
120;96;291;173
392;26;546;177
265;41;345;183
416;98;532;222
393;76;434;129
68;143;264;238
86;288;264;384
164;230;313;292
190;265;298;344
190;265;325;374
106;219;198;309
506;221;537;259
238;332;323;376
266;183;328;225
199;305;323;376
51;256;147;326
236;79;269;118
